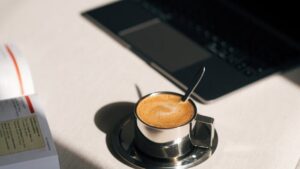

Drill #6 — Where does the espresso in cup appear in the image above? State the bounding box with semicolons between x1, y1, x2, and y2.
134;92;215;159
136;93;195;128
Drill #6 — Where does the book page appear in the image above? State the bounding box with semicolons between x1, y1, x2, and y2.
0;96;45;156
0;44;59;168
0;115;45;156
0;44;34;101
0;96;58;168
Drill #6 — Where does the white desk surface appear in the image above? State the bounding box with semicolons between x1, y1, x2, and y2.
1;0;300;168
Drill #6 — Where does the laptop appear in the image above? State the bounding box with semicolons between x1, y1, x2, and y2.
83;0;300;103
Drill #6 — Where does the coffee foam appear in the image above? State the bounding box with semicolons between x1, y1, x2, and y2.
136;93;195;128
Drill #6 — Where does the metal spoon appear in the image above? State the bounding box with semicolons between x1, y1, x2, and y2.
181;66;206;102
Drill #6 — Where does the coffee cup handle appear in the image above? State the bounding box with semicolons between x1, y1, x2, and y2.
189;114;215;149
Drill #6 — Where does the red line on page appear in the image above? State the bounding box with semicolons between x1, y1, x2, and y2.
5;45;34;113
5;44;25;95
25;96;35;113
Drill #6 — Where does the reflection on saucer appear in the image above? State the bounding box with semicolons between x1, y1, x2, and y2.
108;115;218;169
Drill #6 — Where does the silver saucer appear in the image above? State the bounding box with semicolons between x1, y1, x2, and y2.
108;115;218;169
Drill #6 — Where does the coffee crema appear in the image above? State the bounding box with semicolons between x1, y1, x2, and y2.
136;93;195;129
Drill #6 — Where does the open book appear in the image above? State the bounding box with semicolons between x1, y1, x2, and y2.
0;44;59;169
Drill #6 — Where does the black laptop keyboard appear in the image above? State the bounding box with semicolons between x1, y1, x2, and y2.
130;0;300;77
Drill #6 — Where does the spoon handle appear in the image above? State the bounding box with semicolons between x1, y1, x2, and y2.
182;66;206;102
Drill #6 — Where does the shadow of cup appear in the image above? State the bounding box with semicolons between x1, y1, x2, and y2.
94;102;135;164
94;102;135;134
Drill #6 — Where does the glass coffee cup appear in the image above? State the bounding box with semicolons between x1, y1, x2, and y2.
134;91;215;160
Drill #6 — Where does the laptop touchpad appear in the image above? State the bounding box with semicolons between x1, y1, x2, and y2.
121;21;212;72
